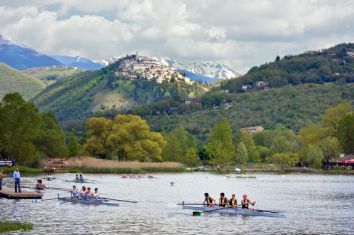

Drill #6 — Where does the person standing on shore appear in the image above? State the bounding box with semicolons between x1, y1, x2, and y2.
13;168;21;193
0;169;4;190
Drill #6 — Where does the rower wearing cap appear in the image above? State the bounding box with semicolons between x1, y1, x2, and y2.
203;193;216;207
241;194;255;209
229;194;238;208
219;192;228;207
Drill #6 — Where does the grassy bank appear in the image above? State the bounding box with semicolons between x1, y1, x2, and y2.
0;221;32;233
0;166;43;174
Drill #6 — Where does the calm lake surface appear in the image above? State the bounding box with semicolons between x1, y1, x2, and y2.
0;173;353;235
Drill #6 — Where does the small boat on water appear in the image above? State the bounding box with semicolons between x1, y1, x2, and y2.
181;204;284;217
226;174;256;179
57;195;119;206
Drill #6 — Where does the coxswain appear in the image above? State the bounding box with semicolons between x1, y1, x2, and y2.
229;194;238;208
241;194;255;209
92;188;99;199
219;192;228;207
203;193;216;206
71;185;78;198
35;179;47;190
79;174;84;183
79;186;86;199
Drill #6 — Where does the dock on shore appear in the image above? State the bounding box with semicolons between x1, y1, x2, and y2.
0;187;42;199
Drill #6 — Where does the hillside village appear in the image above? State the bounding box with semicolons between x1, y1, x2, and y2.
114;53;193;84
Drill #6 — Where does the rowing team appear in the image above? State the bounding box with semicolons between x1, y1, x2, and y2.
75;174;85;182
203;192;256;209
71;185;99;199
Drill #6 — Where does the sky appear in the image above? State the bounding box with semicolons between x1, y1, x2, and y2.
0;0;353;73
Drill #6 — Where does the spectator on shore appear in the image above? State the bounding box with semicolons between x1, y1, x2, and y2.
13;168;21;193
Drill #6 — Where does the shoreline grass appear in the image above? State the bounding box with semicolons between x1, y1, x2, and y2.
0;166;43;174
0;221;33;233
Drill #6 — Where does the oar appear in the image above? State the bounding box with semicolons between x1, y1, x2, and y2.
177;203;206;206
99;197;138;203
192;207;227;216
50;187;71;192
41;197;60;201
255;209;280;214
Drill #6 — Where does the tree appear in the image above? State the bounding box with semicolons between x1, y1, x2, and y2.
322;102;352;136
235;142;248;165
66;130;82;157
270;126;299;154
337;113;354;154
0;93;40;164
106;114;165;161
205;119;235;166
319;137;341;169
35;113;68;158
303;145;324;169
162;126;198;166
299;124;324;147
267;153;298;170
82;117;113;159
239;131;258;162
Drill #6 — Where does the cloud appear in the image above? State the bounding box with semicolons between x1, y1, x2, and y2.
0;0;353;72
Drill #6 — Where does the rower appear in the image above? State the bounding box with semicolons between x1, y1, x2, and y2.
203;193;216;207
46;174;52;181
241;194;255;209
79;174;84;183
79;186;86;199
75;174;79;182
35;179;47;190
86;187;92;199
71;185;78;198
219;192;228;207
229;194;238;208
92;188;99;199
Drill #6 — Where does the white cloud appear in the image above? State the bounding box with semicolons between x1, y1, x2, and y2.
0;0;353;72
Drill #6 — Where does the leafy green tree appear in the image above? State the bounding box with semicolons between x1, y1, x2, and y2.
35;113;68;158
162;126;198;165
270;125;299;154
0;93;40;164
303;145;324;169
82;117;114;159
299;124;324;147
337;112;354;154
235;142;248;165
66;130;82;157
267;153;298;170
205;119;235;166
239;131;258;162
185;147;199;166
106;114;166;161
322;102;352;136
319;137;341;163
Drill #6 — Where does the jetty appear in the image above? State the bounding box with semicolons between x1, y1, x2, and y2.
0;187;42;199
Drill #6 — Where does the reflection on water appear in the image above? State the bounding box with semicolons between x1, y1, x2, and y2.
0;173;353;234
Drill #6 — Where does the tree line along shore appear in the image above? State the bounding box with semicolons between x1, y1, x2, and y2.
0;92;353;173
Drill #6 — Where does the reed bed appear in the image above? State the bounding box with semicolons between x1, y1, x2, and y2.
49;157;186;173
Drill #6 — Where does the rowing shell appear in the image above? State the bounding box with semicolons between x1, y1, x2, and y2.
65;179;95;184
57;196;119;206
182;205;284;217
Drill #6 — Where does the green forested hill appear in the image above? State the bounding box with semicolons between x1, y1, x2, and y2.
142;83;354;142
23;67;81;86
32;61;206;121
0;63;45;100
222;43;354;92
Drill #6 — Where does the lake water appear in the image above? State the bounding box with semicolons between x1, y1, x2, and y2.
0;173;353;235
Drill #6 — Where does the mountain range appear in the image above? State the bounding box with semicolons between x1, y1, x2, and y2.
0;34;238;82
